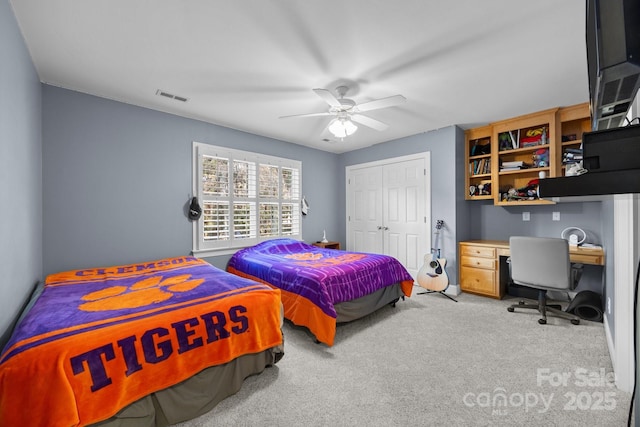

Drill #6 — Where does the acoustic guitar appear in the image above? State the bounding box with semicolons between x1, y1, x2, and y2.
417;220;449;292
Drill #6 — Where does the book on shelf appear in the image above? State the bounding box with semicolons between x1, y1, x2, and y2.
500;160;530;171
564;147;583;153
501;161;525;167
470;158;491;175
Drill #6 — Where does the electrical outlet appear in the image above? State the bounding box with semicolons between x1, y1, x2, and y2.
522;212;530;221
552;212;560;221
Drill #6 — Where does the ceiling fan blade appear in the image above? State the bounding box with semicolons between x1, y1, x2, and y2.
356;95;406;112
313;88;342;108
279;112;333;119
351;114;389;131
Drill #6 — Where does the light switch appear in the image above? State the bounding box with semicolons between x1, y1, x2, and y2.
522;212;530;221
553;212;560;221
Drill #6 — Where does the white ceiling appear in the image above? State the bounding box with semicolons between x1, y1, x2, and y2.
10;0;590;154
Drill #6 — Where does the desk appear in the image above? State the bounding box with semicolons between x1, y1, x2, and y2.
459;240;604;299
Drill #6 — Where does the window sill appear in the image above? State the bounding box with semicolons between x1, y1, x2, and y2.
191;248;240;258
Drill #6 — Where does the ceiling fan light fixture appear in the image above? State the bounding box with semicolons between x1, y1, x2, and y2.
328;118;357;138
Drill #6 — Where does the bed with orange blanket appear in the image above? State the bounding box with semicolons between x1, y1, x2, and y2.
0;256;284;427
227;239;414;346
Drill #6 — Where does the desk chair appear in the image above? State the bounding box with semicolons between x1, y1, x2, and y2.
507;236;581;325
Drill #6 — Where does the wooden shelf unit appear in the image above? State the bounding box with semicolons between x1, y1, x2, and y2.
462;103;591;206
465;125;493;200
493;108;558;206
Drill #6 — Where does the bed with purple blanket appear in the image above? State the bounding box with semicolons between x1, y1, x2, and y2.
227;239;414;346
0;256;284;427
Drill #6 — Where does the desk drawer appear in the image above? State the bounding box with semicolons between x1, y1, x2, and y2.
570;253;604;266
460;245;495;258
460;266;496;295
461;255;495;270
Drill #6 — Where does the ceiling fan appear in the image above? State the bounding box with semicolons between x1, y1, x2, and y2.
280;86;406;139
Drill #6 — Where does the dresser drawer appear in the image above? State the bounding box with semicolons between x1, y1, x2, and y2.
461;255;495;270
460;266;496;295
460;245;496;259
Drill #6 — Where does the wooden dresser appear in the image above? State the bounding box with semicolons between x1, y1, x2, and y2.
459;241;504;298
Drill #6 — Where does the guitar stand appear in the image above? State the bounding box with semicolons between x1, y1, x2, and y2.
418;289;458;302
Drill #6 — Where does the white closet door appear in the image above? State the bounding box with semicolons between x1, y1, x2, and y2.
347;165;384;254
382;157;426;277
346;153;430;279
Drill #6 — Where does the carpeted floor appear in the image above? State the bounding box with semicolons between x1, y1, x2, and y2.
176;287;632;426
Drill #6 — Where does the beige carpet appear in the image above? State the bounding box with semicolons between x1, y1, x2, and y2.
176;288;632;426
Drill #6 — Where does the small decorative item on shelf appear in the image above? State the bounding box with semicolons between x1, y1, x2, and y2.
532;148;549;167
498;132;514;151
478;181;491;195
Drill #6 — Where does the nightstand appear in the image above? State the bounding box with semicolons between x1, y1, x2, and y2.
312;241;341;250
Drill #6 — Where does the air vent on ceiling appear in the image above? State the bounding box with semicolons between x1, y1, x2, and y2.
155;89;188;102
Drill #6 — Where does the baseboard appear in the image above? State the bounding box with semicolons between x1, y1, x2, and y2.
603;315;615;372
446;284;461;296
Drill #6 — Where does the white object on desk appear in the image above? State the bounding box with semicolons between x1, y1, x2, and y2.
561;227;586;247
321;230;328;243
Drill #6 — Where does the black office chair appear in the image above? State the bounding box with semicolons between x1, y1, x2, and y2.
507;236;581;325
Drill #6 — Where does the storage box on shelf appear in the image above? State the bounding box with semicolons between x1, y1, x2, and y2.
464;126;493;200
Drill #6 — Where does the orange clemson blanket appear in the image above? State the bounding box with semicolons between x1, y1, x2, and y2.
0;256;283;427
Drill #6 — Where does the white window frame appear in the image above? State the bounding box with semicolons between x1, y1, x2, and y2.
192;142;302;257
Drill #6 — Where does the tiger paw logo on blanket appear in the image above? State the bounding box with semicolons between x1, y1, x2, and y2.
284;252;366;267
80;274;205;311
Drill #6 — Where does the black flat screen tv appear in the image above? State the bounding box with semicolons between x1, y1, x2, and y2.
586;0;640;130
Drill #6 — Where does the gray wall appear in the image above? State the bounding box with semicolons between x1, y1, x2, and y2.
338;126;463;286
0;0;43;347
42;86;340;274
468;199;606;294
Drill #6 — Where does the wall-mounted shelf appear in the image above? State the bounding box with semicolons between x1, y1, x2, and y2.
463;103;591;206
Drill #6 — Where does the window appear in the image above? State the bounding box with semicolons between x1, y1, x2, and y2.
192;142;301;256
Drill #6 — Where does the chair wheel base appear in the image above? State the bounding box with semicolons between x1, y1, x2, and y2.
571;319;580;325
538;318;547;325
507;307;514;312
